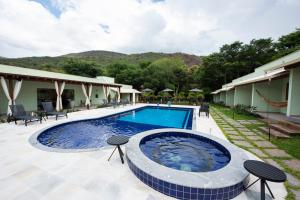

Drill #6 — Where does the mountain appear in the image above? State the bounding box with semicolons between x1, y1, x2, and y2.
0;50;203;72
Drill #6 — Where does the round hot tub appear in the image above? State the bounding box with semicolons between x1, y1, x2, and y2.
140;132;230;173
126;129;249;200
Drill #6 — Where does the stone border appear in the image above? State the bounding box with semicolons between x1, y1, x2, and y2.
126;128;250;189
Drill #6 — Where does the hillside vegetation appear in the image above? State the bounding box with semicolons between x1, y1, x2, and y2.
0;51;202;71
0;29;299;97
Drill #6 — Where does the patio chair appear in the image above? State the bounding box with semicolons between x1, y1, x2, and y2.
41;102;68;120
121;99;127;107
102;99;112;107
9;104;42;126
199;103;209;117
111;100;118;108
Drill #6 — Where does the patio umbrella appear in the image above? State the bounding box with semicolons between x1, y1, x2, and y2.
189;88;203;92
142;88;154;93
162;88;174;92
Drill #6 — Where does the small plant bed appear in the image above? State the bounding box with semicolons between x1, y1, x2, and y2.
211;105;300;200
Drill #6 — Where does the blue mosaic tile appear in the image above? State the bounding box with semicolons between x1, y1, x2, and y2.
127;155;244;200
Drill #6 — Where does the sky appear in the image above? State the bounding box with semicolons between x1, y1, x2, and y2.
0;0;299;58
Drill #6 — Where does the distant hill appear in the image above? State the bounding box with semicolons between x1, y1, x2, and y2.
0;50;203;72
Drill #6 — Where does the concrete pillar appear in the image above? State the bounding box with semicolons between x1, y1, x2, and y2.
251;83;255;107
287;67;300;116
133;92;136;104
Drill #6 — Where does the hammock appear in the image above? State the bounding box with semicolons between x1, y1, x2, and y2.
255;89;287;108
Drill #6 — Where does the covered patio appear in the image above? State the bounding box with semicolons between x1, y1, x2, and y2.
0;65;122;115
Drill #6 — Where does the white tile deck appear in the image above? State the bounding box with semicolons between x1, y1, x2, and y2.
0;104;287;200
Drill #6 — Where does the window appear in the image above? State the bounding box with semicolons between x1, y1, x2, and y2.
37;88;74;110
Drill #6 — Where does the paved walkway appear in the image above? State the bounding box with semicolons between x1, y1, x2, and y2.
211;107;300;199
0;104;286;200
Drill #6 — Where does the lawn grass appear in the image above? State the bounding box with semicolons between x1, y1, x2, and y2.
272;136;300;160
211;106;300;199
212;104;257;120
212;104;300;160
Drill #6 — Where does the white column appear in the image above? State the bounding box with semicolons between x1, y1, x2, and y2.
117;87;120;102
251;83;255;107
133;91;136;104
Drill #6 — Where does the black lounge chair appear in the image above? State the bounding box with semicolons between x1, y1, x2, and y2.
9;104;42;126
122;99;129;106
199;103;209;117
111;100;119;108
41;102;68;120
102;99;112;107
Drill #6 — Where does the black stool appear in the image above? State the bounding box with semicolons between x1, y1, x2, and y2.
244;160;286;200
107;135;129;164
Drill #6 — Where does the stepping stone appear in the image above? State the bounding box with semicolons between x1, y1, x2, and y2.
221;125;232;128
241;131;256;136
263;158;284;170
223;127;235;131
228;135;244;140
245;135;264;141
237;128;250;132
291;190;300;199
253;141;277;148
286;173;300;187
240;121;252;125
249;148;268;158
226;131;239;135
263;149;292;158
232;140;254;148
283;160;300;172
249;120;265;125
233;125;245;128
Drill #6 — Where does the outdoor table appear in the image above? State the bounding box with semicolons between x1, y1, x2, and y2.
244;160;286;200
107;135;129;164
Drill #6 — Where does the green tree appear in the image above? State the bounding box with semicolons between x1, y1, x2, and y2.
63;60;102;77
274;29;300;58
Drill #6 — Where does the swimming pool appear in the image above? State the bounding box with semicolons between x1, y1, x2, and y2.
32;106;193;152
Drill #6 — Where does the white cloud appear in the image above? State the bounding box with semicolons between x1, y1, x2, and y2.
0;0;299;58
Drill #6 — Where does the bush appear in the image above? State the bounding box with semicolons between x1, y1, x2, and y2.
233;104;256;115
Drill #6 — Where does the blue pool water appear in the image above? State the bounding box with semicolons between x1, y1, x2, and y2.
140;132;230;172
37;106;193;150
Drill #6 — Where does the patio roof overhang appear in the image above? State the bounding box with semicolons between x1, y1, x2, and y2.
234;67;288;87
0;64;122;88
120;88;141;94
